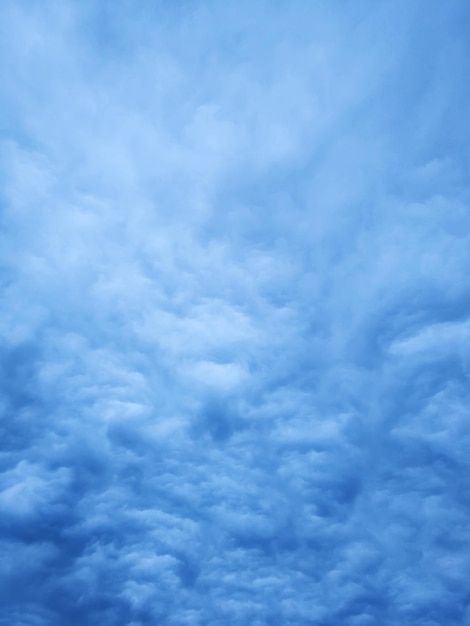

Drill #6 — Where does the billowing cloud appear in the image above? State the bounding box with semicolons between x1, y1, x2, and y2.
1;1;470;624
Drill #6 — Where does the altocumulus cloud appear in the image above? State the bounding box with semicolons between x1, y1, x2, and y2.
1;1;470;624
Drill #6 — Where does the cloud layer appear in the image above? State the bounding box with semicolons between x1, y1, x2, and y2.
1;1;470;624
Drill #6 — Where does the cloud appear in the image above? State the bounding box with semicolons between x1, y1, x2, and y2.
1;0;470;624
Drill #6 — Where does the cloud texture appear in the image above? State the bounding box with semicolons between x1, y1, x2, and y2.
1;1;470;624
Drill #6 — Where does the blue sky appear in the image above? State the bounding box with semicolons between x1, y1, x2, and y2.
1;1;470;624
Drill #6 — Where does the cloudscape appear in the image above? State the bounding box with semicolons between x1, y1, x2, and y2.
1;1;470;624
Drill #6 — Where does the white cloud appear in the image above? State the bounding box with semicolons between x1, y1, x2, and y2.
1;0;470;624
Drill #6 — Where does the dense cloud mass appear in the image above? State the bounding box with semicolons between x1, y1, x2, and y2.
1;1;470;624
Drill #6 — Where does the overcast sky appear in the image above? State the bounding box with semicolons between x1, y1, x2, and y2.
1;1;470;624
